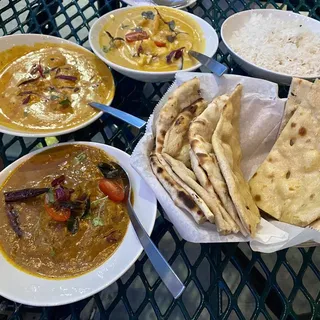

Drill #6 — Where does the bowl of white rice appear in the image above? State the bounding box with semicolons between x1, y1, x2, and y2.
221;9;320;85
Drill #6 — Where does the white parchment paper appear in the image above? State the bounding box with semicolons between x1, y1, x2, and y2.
131;72;320;252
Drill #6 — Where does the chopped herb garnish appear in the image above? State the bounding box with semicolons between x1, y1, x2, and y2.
91;196;108;206
81;198;91;219
167;35;175;43
168;20;175;31
50;248;56;257
92;217;104;227
142;11;155;20
103;45;113;53
131;26;143;32
103;31;125;53
50;94;60;100
47;188;55;204
67;216;79;234
74;151;86;164
59;98;71;107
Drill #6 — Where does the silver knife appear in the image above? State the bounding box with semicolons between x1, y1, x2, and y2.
89;102;146;130
189;50;228;76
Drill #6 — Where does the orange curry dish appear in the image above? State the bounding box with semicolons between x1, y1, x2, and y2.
0;43;114;133
0;145;129;279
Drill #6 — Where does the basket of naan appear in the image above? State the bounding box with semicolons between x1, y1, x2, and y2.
131;72;320;252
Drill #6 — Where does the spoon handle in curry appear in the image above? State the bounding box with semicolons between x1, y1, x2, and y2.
127;203;185;299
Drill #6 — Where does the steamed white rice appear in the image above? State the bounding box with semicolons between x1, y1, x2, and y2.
229;13;320;77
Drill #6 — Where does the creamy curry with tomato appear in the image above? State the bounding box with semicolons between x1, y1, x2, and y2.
0;145;129;278
99;6;205;71
0;43;114;133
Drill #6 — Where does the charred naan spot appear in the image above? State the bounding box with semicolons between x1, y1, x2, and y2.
289;187;294;191
196;119;206;126
298;127;307;136
189;105;197;114
290;110;295;116
164;176;173;187
160;130;166;136
290;92;296;97
291;122;296;128
157;167;163;174
306;139;311;143
252;172;257;178
223;105;227;111
290;138;296;146
246;206;249;210
267;173;274;179
197;210;203;216
286;171;291;179
197;89;201;95
175;117;183;126
268;157;273;162
157;137;164;144
178;191;195;209
310;194;315;200
254;195;261;202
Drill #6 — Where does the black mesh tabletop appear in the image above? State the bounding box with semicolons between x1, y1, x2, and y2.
0;0;319;319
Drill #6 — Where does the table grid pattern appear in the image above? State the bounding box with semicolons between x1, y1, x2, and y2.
0;0;319;319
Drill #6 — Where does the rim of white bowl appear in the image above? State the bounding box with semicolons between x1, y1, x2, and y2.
221;9;320;81
0;34;115;138
89;6;219;76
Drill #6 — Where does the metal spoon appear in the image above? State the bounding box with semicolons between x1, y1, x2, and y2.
110;162;185;299
89;102;146;130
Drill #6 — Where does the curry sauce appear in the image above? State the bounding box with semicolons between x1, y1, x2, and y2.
0;43;115;133
0;145;129;279
99;6;205;71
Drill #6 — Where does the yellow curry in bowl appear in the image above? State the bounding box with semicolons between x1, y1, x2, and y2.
0;43;114;134
0;145;129;279
99;6;205;71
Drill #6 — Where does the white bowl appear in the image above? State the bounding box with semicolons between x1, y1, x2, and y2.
0;142;157;306
221;9;320;85
0;34;115;138
89;6;219;82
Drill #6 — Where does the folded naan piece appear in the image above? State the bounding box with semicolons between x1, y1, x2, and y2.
212;85;260;236
280;78;320;132
155;77;201;154
163;98;208;168
163;153;240;234
249;106;320;227
189;94;247;235
150;153;206;224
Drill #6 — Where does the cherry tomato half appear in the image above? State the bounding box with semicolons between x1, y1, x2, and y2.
44;203;71;222
99;178;125;202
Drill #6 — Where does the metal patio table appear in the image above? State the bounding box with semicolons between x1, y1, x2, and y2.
0;0;319;319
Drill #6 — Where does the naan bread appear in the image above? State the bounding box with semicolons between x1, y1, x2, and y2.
189;94;246;233
280;78;320;132
163;153;240;234
212;85;260;236
163;98;208;168
155;78;201;154
249;106;320;227
150;153;206;224
155;153;215;225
